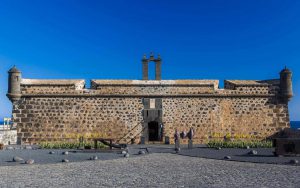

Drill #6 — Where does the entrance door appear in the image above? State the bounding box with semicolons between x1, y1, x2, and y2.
148;121;159;141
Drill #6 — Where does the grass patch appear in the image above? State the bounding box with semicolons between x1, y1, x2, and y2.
39;141;107;149
207;140;273;148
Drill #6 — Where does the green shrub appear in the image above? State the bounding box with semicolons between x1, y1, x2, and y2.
39;141;107;149
207;140;272;148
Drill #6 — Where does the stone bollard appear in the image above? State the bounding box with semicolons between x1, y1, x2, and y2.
90;156;98;160
289;159;299;164
248;150;258;155
25;159;35;164
13;156;23;162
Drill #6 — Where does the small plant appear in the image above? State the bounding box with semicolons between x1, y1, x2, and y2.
83;142;93;149
207;140;272;148
0;143;4;150
39;141;107;149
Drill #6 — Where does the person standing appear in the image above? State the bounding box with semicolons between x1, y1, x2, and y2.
174;129;180;152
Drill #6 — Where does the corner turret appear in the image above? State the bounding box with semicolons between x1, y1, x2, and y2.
279;67;293;102
7;66;22;102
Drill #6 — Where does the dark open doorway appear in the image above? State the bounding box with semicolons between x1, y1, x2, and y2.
148;121;159;141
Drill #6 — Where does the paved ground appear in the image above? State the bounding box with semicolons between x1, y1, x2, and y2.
1;145;299;166
180;147;300;164
0;149;126;166
138;145;300;165
0;153;299;188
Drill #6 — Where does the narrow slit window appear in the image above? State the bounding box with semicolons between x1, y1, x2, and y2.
150;99;155;109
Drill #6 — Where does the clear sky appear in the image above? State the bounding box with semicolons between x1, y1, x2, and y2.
0;0;299;120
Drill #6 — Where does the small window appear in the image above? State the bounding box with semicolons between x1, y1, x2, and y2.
150;99;155;109
16;76;19;81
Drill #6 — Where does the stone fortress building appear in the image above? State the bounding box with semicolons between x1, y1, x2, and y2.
7;54;293;145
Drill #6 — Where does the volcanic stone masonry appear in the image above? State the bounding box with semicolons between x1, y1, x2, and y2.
6;54;293;145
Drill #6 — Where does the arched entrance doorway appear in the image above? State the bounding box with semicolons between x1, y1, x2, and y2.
148;121;159;141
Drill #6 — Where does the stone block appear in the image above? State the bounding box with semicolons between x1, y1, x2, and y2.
274;138;300;156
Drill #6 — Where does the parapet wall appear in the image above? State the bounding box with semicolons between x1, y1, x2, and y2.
20;79;280;96
91;80;218;96
224;80;280;95
21;79;85;94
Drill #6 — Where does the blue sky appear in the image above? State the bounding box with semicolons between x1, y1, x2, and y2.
0;0;299;120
